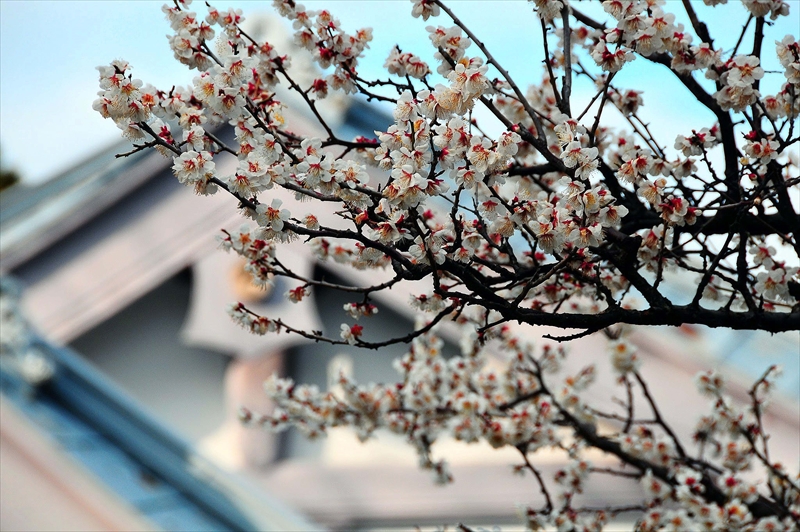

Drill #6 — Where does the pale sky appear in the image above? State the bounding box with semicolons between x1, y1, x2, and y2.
0;0;796;184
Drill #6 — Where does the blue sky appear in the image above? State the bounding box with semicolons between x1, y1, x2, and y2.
0;0;797;184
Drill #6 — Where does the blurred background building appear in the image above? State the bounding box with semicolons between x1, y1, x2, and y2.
1;10;798;532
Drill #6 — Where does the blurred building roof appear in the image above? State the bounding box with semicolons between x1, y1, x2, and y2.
0;141;165;274
0;335;316;531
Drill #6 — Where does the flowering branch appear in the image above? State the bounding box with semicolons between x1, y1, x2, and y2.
93;0;800;528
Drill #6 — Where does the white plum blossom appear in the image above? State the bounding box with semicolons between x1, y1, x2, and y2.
172;150;216;186
255;198;291;233
340;323;363;344
608;339;640;374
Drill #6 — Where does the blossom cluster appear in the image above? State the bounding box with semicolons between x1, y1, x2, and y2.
750;244;800;304
246;318;800;531
275;0;373;94
94;0;800;321
218;224;278;288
